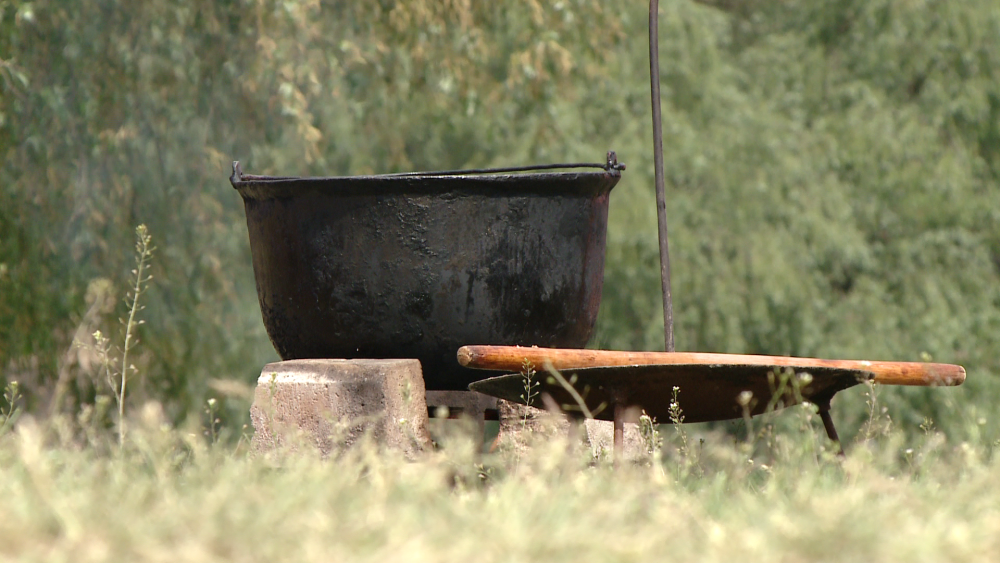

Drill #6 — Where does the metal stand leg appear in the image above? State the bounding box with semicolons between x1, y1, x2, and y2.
817;401;845;457
613;401;625;469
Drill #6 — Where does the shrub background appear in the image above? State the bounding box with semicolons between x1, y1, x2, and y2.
1;0;998;438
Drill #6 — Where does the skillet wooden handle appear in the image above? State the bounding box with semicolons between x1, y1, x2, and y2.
457;346;966;387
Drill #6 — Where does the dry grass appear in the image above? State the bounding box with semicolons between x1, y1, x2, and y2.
0;397;997;563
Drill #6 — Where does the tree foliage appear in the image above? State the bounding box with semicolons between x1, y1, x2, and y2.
1;0;998;437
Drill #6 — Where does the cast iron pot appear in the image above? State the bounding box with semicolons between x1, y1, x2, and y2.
230;161;621;390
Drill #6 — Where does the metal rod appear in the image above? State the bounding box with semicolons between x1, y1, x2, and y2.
235;158;626;183
818;402;845;457
613;401;625;469
382;157;625;178
649;0;675;352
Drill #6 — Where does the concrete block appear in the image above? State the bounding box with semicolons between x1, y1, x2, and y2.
582;418;644;462
495;399;646;461
250;359;431;456
425;390;498;444
495;399;571;445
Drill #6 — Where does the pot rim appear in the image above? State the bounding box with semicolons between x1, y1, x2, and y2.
233;170;620;183
229;162;623;200
230;152;625;185
230;163;621;184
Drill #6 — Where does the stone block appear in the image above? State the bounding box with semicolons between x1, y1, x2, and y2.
425;390;498;443
250;359;431;456
495;399;646;461
582;418;645;462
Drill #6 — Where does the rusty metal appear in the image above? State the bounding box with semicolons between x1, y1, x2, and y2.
469;363;873;424
231;156;622;391
649;0;675;352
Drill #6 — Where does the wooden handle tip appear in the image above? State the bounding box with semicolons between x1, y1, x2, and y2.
954;365;967;385
456;346;473;366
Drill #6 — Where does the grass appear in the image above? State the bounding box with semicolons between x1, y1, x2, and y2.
0;394;998;562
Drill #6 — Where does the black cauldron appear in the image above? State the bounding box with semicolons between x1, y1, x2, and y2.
230;160;622;390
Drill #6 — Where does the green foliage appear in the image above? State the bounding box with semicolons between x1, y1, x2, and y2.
1;0;998;440
0;380;20;434
593;0;1000;438
0;0;623;422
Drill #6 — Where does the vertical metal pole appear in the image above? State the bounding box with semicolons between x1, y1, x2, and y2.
650;0;675;352
613;401;625;469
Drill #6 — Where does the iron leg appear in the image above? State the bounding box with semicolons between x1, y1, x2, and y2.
613;401;625;469
817;401;845;457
